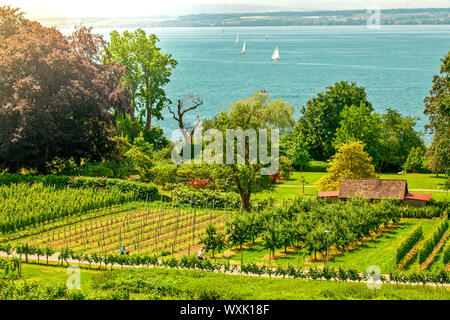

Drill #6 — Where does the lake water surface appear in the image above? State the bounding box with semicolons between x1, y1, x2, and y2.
74;25;450;141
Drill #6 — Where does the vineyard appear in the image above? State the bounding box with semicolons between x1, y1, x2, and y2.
0;182;448;276
0;183;136;233
6;202;231;256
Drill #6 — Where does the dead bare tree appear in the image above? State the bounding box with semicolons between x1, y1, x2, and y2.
168;94;203;144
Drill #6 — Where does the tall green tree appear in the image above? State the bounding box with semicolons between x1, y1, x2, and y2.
107;29;178;130
296;81;372;160
283;133;311;172
403;146;426;173
203;92;295;211
333;102;384;166
379;108;425;172
424;51;450;177
316;141;375;191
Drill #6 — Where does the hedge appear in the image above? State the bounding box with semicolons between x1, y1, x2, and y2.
418;219;449;264
396;226;423;265
1;245;449;285
0;174;158;200
443;241;450;266
172;188;241;209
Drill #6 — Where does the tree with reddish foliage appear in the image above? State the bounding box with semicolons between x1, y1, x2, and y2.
0;6;129;173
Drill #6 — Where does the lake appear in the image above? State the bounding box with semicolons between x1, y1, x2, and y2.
71;25;450;141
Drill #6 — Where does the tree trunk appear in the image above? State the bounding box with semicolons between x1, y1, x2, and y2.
241;193;251;212
146;99;153;130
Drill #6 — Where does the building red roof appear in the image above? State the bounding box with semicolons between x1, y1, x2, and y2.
404;193;433;202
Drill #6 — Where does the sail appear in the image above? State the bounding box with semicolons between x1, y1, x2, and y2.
235;33;239;44
266;34;269;39
241;42;246;54
272;46;280;60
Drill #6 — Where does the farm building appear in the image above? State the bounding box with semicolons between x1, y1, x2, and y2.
317;179;432;207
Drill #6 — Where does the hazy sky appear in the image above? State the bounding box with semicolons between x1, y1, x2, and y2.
2;0;449;17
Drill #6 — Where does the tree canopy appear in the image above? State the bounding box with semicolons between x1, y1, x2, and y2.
316;141;375;191
296;81;372;161
203;92;295;210
424;51;450;178
0;7;127;173
107;29;178;130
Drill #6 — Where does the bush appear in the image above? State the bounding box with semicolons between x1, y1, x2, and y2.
68;177;158;200
418;219;449;264
0;173;158;201
0;173;70;187
172;188;241;209
443;242;450;265
60;159;137;179
396;226;423;265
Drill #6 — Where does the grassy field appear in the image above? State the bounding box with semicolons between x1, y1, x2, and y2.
223;219;444;273
7;263;450;300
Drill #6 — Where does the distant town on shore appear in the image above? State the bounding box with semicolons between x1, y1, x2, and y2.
37;8;450;28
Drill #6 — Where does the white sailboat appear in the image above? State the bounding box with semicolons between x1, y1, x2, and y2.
272;46;280;61
235;33;239;44
265;34;269;39
241;42;246;54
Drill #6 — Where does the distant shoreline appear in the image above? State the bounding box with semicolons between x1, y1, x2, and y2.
33;8;450;29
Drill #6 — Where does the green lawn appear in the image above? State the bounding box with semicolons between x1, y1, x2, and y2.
7;263;450;300
223;219;443;273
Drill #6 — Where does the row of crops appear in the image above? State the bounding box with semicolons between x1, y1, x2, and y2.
0;183;136;234
1;248;449;286
10;204;231;256
395;219;449;270
223;197;404;261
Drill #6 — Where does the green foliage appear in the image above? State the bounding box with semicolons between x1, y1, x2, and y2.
403;146;427;173
107;29;178;129
281;133;311;171
418;219;449;264
316;141;375;191
0;174;158;200
202;92;294;210
380;109;425;171
279;156;293;180
200;224;226;257
148;162;178;187
424;51;450;178
304;161;330;172
0;183;136;234
67;177;158;200
296;81;372;161
61;159;137;180
172;188;241;209
396;226;423;265
443;241;450;265
333;102;384;166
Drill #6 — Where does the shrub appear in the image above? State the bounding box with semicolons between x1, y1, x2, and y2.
172;188;241;209
418;219;449;264
443;242;450;265
396;226;423;265
68;177;158;200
